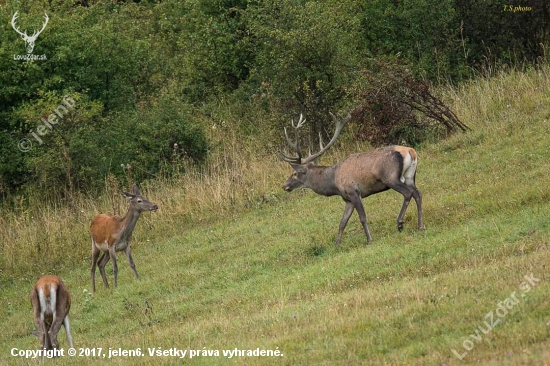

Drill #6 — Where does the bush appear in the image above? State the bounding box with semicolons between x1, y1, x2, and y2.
9;90;208;198
350;60;469;147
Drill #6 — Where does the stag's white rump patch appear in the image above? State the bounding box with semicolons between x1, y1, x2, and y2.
401;151;418;185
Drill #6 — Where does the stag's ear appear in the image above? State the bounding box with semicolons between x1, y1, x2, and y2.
122;192;135;199
132;183;140;195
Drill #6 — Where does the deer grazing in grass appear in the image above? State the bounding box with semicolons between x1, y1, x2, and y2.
30;275;74;359
281;113;424;246
91;183;158;292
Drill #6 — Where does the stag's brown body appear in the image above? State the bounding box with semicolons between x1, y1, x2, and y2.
334;146;418;198
281;114;424;245
30;275;74;357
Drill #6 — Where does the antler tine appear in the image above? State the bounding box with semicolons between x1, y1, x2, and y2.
286;114;306;148
283;126;296;150
280;113;306;164
292;113;306;129
302;112;350;165
279;152;302;164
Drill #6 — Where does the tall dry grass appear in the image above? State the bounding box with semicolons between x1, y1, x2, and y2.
3;64;549;279
0;121;293;278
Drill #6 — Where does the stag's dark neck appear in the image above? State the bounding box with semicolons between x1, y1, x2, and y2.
307;164;341;197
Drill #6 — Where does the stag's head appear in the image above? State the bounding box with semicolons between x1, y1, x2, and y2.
280;112;349;191
282;163;310;192
12;12;49;54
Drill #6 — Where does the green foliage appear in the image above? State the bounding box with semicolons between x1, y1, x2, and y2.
14;91;101;193
359;0;462;80
176;0;253;98
129;92;209;177
5;89;207;196
455;0;549;71
2;66;550;363
246;0;362;139
0;0;548;198
0;1;208;196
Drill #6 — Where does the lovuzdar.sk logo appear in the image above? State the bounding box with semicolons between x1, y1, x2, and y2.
12;11;49;61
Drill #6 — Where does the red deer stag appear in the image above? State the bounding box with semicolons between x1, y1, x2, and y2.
91;183;158;292
281;113;424;246
30;275;74;359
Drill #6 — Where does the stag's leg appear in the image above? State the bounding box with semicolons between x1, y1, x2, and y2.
109;247;118;288
403;170;424;230
410;186;423;229
397;189;412;232
336;201;355;246
63;315;74;348
124;245;139;280
91;241;100;292
349;192;373;243
386;181;418;231
97;252;110;289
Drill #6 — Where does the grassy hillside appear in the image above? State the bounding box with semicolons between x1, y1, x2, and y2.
1;68;549;365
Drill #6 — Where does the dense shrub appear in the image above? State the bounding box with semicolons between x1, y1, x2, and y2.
0;0;547;198
350;61;469;146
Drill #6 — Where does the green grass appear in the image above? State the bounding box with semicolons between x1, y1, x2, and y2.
1;68;550;365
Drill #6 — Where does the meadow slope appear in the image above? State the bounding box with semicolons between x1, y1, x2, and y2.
1;69;549;365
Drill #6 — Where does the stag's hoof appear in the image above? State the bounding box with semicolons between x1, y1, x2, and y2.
397;222;404;232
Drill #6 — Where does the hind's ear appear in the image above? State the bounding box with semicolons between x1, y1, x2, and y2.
122;192;135;199
132;183;140;195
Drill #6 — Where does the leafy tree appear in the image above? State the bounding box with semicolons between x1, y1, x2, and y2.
175;0;254;100
455;0;550;71
358;0;463;81
245;0;363;141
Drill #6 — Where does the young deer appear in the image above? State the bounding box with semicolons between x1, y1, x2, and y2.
91;183;158;292
281;113;424;246
30;275;74;358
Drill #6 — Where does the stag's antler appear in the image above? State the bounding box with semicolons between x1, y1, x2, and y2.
300;112;350;165
280;113;307;164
